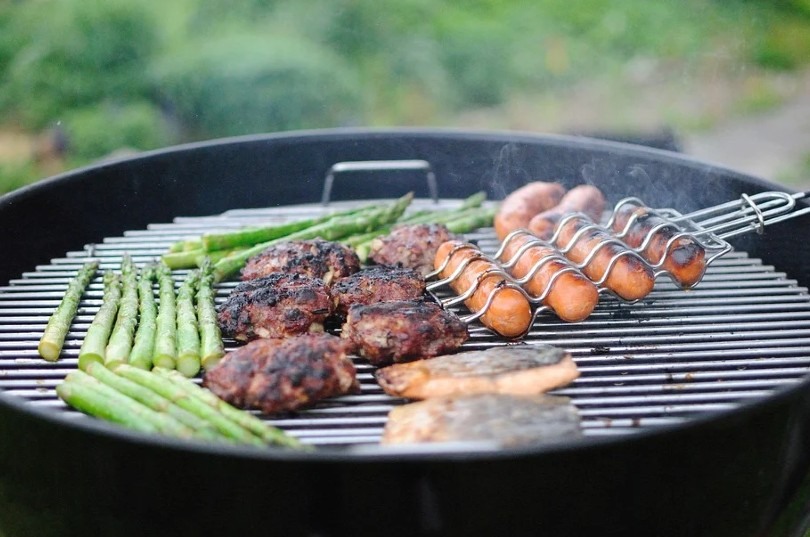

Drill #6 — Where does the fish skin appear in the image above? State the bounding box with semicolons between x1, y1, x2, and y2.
375;345;579;399
381;393;582;447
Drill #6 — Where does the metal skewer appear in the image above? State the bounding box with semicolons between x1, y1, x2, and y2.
429;189;810;338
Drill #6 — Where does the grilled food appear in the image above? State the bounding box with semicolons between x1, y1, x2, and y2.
610;200;707;288
203;333;359;414
494;181;566;240
340;299;469;366
381;393;582;447
368;223;460;276
375;345;579;399
241;238;360;284
528;184;607;240
217;273;333;342
554;214;656;301
331;265;426;317
434;240;533;338
498;231;599;322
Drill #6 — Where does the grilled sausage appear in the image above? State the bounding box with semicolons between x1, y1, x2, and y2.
610;201;707;288
554;215;656;301
499;231;599;322
494;181;566;240
528;184;607;240
434;240;533;338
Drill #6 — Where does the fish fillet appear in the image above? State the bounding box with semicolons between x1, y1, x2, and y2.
375;345;579;399
381;393;582;447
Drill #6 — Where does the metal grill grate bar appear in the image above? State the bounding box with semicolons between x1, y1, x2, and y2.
0;198;809;449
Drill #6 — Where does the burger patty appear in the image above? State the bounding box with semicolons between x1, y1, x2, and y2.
368;223;460;276
241;239;361;284
340;299;469;366
331;265;426;317
217;273;333;342
203;334;360;414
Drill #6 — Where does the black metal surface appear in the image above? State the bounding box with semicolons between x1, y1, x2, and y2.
1;128;810;537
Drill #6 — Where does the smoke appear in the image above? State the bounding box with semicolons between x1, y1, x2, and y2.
489;143;532;199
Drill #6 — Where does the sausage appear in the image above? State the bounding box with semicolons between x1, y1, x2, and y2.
528;184;607;240
610;201;707;288
499;231;599;322
494;181;566;240
434;240;533;338
554;215;656;301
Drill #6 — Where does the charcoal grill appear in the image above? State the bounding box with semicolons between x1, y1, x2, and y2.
1;128;809;537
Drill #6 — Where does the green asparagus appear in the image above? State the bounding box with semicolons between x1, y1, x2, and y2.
105;255;139;368
57;378;159;435
199;203;381;253
84;362;223;441
59;370;195;438
175;270;201;377
161;246;247;270
196;259;225;370
113;364;266;447
213;192;414;281
129;264;157;370
153;367;307;450
153;263;177;370
342;191;488;251
444;205;499;234
167;238;204;253
353;203;497;262
38;260;99;361
78;271;122;371
161;249;204;271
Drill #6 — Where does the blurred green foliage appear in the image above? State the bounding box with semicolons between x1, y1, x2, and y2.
62;100;171;161
2;0;158;128
154;33;363;136
0;0;809;194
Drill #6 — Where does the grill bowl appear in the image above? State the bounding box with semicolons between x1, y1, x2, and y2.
1;128;809;537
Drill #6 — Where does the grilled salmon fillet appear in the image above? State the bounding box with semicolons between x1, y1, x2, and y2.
375;345;579;399
381;393;582;447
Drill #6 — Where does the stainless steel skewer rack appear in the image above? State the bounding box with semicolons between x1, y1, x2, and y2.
427;190;810;338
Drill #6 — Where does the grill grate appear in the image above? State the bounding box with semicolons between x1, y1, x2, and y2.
1;198;810;449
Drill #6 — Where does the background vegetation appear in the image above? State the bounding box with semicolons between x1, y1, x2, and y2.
1;0;809;193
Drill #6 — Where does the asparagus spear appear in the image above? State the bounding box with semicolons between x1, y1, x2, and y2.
161;249;204;271
196;259;225;370
38;260;99;361
175;270;201;377
161;246;247;271
213;192;414;281
153;367;307;450
199;203;381;252
59;370;195;438
353;203;497;262
57;377;159;435
342;192;488;251
167;238;204;253
105;255;139;368
84;362;223;441
444;205;499;234
153;263;177;370
78;271;122;371
129;264;158;370
113;364;266;447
